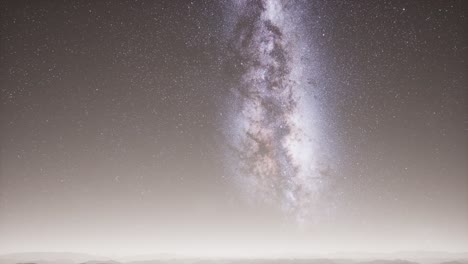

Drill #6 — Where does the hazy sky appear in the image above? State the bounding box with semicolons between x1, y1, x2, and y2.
0;0;467;257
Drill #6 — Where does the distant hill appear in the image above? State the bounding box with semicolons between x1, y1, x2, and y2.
0;252;110;264
331;251;468;262
119;253;183;262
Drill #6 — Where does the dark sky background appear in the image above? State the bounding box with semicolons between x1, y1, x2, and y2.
0;0;467;257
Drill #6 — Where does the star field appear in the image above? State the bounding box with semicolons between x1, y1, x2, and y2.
0;0;467;255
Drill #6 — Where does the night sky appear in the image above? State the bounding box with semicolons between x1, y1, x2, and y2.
0;0;467;257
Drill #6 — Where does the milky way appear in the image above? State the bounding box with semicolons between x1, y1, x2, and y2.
223;0;330;223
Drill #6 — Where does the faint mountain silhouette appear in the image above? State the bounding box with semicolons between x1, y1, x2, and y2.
0;252;110;264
